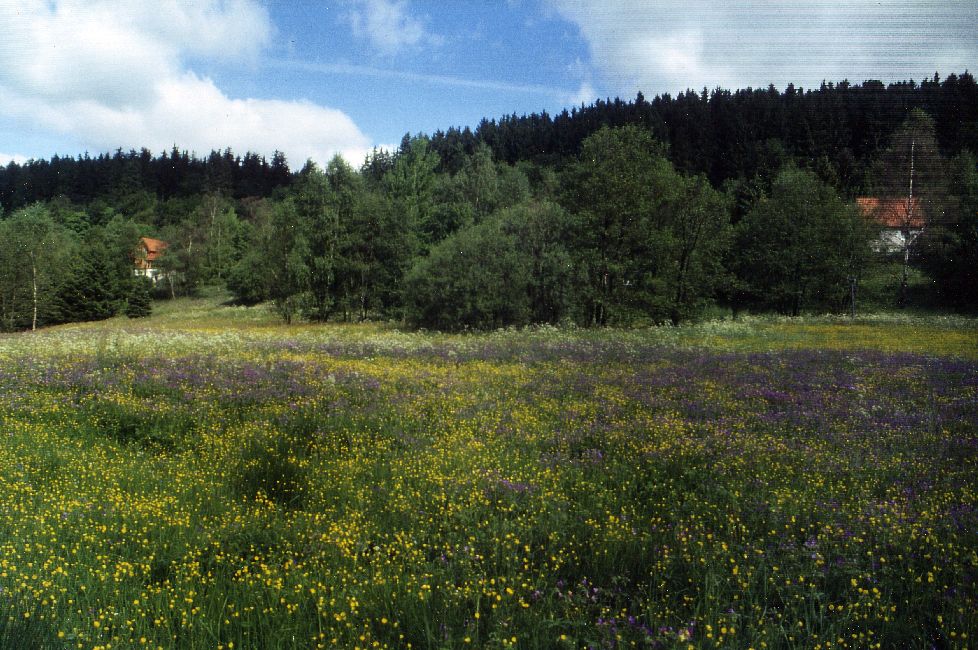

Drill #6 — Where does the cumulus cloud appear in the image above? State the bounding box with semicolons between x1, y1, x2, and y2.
31;73;371;167
343;0;440;55
0;0;371;165
551;0;978;97
0;153;29;167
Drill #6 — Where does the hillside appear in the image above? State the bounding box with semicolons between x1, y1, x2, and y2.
0;74;975;334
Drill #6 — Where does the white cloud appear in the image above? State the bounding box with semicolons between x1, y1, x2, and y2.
567;81;596;107
344;0;439;55
0;0;370;166
551;0;978;97
0;153;29;167
550;1;745;96
45;73;371;166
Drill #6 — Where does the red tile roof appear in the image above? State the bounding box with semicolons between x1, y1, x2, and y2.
140;237;168;262
856;197;925;229
134;237;168;270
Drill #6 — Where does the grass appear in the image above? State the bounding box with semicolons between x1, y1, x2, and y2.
0;294;975;649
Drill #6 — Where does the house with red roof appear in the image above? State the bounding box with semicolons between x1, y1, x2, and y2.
856;197;925;253
133;237;168;283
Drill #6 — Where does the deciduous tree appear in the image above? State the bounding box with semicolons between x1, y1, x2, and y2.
0;204;70;330
735;167;871;315
875;109;947;306
561;125;673;325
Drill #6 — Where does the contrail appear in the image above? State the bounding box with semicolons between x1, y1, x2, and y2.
268;59;570;98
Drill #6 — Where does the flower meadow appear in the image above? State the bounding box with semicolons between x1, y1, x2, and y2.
0;310;976;649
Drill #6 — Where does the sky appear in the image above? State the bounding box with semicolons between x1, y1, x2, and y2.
0;0;975;169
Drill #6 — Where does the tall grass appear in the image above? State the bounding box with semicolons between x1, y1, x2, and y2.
0;301;975;648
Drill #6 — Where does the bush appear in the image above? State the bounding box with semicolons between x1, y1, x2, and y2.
404;219;532;331
404;201;576;330
226;249;271;305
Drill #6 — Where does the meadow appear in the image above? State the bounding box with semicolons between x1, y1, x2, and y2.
0;298;976;649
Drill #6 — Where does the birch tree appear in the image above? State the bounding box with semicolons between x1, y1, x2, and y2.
877;109;947;306
0;204;68;331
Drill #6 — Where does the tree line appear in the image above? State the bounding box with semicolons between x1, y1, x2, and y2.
0;74;975;332
430;72;978;191
3;73;976;214
0;147;292;213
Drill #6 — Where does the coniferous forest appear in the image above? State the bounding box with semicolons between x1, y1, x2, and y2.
0;72;976;331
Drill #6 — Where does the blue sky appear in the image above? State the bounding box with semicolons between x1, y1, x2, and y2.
0;1;975;169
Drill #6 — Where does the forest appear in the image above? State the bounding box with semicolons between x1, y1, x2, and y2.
0;72;975;332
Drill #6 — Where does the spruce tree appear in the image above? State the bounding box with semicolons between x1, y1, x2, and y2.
55;249;117;323
125;277;153;318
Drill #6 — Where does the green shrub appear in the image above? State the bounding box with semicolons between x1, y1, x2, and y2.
404;202;576;330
